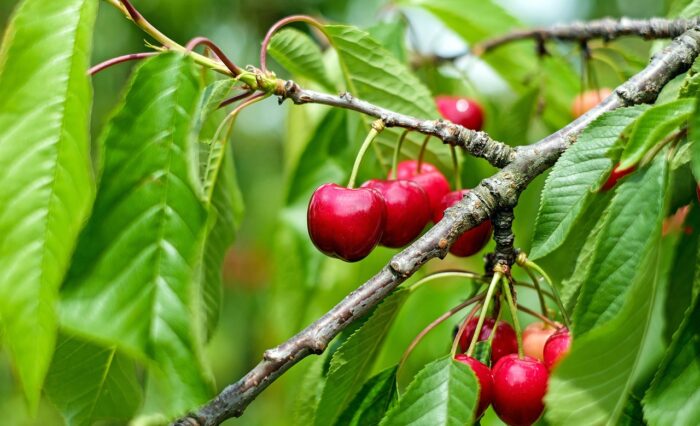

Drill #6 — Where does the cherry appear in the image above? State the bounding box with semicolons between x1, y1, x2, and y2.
522;322;559;362
601;164;635;191
454;354;493;418
492;354;549;426
543;327;572;371
436;96;484;131
571;88;613;118
435;190;493;256
361;179;431;247
307;183;386;262
391;160;450;222
459;317;518;363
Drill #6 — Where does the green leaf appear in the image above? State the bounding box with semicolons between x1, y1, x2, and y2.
60;53;212;415
546;239;664;425
0;0;97;408
619;99;693;171
268;28;335;90
335;366;398;426
191;80;244;340
692;94;700;182
45;333;142;426
573;155;669;334
315;289;409;425
531;106;649;260
643;292;700;426
366;21;408;64
380;356;478;426
324;25;437;119
679;57;700;98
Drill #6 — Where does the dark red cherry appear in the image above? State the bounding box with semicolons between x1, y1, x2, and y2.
459;317;518;363
392;160;450;221
361;179;431;247
435;190;493;256
543;327;572;371
307;183;386;262
454;354;494;418
436;96;484;131
601;164;635;191
492;355;548;426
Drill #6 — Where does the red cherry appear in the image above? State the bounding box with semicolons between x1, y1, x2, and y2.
601;164;635;191
492;355;548;426
454;354;494;418
435;190;493;256
543;327;572;370
392;160;451;221
436;96;484;131
361;179;431;247
307;183;386;262
459;317;518;363
522;322;559;361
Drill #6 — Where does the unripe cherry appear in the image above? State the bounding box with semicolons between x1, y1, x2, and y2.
571;88;612;118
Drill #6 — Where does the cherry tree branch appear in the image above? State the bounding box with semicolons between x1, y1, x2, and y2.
276;81;517;168
473;16;700;55
175;26;700;426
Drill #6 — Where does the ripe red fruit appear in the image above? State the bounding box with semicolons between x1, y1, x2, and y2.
571;88;612;118
601;164;635;191
459;317;518;363
307;183;386;262
543;327;572;370
392;160;450;222
435;190;493;256
361;179;431;247
454;354;494;418
436;96;484;131
492;355;549;426
522;322;559;361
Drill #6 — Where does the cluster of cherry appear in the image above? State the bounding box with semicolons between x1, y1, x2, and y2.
455;318;572;425
307;96;491;261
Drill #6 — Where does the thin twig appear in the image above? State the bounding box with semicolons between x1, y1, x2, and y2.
88;52;157;75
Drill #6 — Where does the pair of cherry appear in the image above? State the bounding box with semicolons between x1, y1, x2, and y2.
455;317;572;425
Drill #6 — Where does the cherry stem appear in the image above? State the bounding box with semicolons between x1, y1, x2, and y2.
451;303;482;357
450;145;462;189
502;277;524;358
392;130;410;180
523;264;549;318
409;270;488;293
88;52;157;75
523;260;571;328
185;36;243;76
517;304;559;328
486;301;503;348
219;90;255;109
513;280;555;301
260;15;327;73
466;272;502;357
347;120;385;188
640;126;687;167
398;293;485;378
416;135;431;173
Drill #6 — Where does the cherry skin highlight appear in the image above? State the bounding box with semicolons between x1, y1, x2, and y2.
543;327;572;370
435;190;493;256
307;183;386;262
571;88;613;118
391;160;450;222
361;179;431;247
522;321;559;361
454;354;494;418
436;96;485;131
492;354;549;426
459;317;518;363
601;164;635;191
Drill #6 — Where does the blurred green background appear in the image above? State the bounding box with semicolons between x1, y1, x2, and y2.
0;0;671;424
